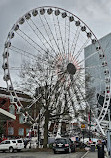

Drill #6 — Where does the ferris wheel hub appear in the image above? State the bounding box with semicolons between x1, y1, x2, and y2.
67;63;76;75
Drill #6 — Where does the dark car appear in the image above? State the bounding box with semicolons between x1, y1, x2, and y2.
53;138;75;154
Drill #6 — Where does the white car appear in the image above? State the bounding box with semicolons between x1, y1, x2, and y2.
0;139;24;152
0;140;18;152
15;139;24;151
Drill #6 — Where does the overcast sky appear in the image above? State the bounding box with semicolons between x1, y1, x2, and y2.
0;0;111;88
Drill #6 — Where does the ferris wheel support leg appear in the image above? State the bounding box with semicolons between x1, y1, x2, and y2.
95;119;105;136
107;109;111;157
56;93;65;137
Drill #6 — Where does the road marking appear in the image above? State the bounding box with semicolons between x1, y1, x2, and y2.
80;151;89;158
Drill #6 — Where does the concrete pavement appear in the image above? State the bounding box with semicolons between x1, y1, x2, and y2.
85;151;97;158
81;151;98;158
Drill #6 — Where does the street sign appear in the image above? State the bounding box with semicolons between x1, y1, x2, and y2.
81;124;85;129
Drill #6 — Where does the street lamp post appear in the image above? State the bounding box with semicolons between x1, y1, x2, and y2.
89;108;91;140
38;112;40;148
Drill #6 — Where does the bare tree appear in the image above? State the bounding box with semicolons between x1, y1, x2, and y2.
17;60;74;148
16;55;95;148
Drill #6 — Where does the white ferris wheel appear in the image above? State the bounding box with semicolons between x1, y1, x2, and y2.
2;6;110;136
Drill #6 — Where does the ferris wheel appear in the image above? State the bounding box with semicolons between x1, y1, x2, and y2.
2;6;110;136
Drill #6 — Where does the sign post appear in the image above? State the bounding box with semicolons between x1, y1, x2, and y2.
81;124;85;143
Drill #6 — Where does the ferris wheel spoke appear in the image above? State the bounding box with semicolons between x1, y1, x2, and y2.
10;46;39;61
80;64;102;70
67;80;81;110
56;16;65;53
18;28;50;54
10;45;56;66
74;38;90;61
29;18;58;56
75;84;87;104
66;91;77;109
68;90;77;112
50;85;64;111
38;14;57;55
10;48;46;71
52;14;61;53
70;27;81;55
70;84;85;110
15;31;42;53
9;66;56;72
44;14;62;53
78;50;100;65
48;75;66;100
67;17;71;61
64;18;67;53
25;19;52;52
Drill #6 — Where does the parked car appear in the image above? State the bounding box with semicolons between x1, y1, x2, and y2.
15;139;24;151
0;139;24;153
53;138;75;154
0;140;18;152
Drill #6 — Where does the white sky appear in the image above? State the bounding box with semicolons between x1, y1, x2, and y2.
0;0;111;88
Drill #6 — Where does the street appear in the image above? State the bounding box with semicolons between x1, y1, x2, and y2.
0;151;85;158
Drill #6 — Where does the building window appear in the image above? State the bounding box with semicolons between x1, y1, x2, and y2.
8;127;14;135
26;128;30;135
19;114;25;124
9;105;15;115
18;128;24;136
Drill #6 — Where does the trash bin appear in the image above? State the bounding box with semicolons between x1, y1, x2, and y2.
91;144;95;152
97;144;104;158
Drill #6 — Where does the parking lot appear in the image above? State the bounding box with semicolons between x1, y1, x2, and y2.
0;151;85;158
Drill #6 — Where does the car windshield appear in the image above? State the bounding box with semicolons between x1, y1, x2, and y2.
55;139;67;144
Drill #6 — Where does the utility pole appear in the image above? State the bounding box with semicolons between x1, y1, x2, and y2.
89;108;91;140
38;112;40;148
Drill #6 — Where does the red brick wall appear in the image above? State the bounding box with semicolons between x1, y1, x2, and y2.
0;97;30;138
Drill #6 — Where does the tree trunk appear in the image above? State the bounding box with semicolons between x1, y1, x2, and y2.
43;110;49;148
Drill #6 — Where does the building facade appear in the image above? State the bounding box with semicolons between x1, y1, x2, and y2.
84;33;111;116
0;87;32;138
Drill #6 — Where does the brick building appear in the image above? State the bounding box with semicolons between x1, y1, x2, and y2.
0;87;34;138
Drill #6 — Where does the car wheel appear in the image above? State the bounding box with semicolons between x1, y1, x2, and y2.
53;150;57;154
9;147;14;153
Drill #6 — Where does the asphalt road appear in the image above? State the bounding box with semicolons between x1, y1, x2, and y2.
0;151;85;158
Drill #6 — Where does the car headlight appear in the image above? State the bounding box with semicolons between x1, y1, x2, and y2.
53;143;56;147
